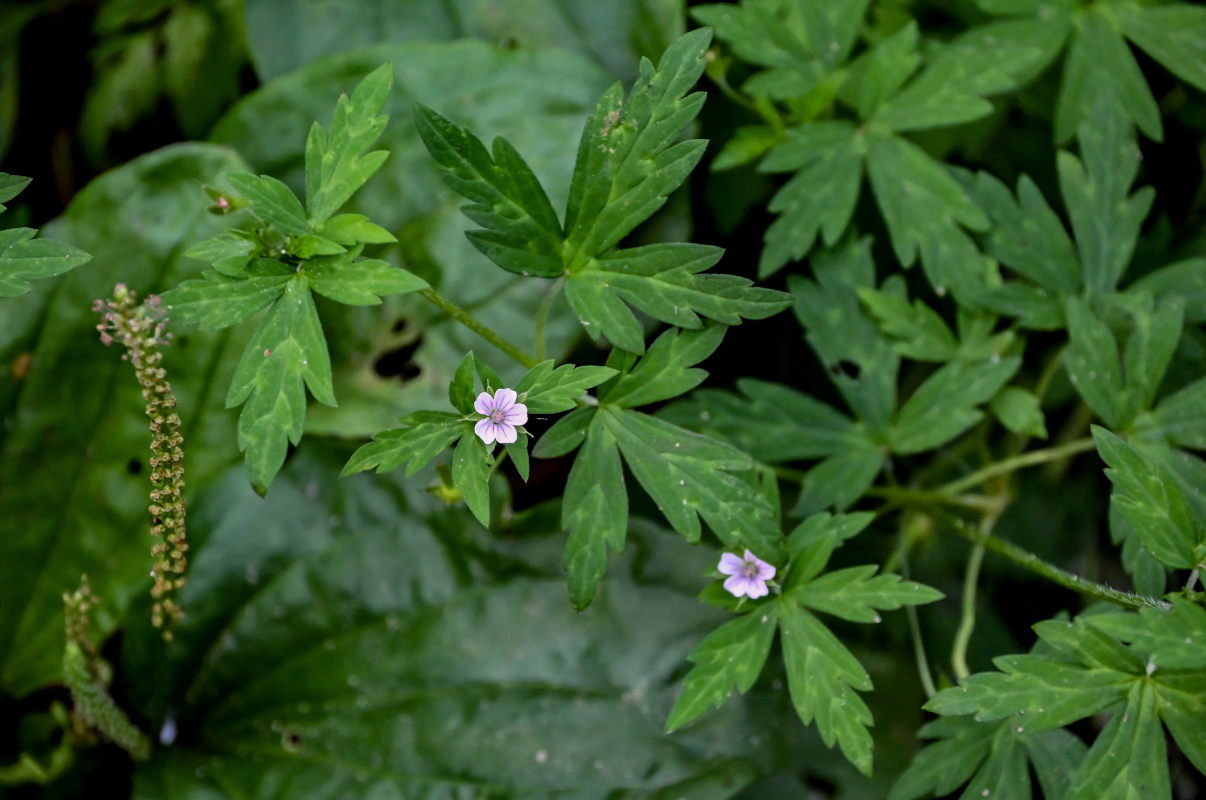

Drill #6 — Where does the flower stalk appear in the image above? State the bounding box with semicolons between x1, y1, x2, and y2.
95;284;188;637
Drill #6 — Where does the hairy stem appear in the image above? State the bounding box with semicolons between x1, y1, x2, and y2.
420;288;539;369
937;438;1097;496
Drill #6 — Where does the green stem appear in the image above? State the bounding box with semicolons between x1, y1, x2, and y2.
951;537;986;681
534;277;564;362
902;556;938;698
420;288;539;369
937;438;1097;496
932;507;1170;612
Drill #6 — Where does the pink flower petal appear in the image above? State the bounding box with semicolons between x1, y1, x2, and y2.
474;417;497;444
504;403;528;426
723;574;749;597
495;422;518;444
474;392;495;415
494;388;517;410
756;561;776;581
744;579;769;599
718;552;744;575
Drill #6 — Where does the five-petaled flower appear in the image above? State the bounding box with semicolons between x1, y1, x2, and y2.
718;550;776;599
474;388;528;445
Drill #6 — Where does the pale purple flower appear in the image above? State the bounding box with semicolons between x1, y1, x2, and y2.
473;388;528;445
718;550;776;599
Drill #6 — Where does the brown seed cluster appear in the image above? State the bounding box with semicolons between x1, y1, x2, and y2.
94;284;188;637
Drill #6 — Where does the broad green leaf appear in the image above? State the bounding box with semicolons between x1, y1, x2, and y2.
305;62;392;226
1056;12;1161;144
780;512;874;593
563;29;710;266
779;600;874;775
1057;95;1155;295
243;0;684;85
0;228;93;298
1121;293;1183;412
1065;297;1126;428
161;260;293;329
124;450;783;798
792;448;884;516
1025;727;1090;800
660;378;865;463
513;361;617;414
505;435;529;482
304;253;429;305
691;1;812;71
888;716;996;800
872;63;993;134
602;325;723;408
758;122;862;277
226;172;311;236
1122;4;1206;92
789;238;899;435
341;411;463;476
448;351;477;414
794;565;943;623
416;103;564;278
0;172;30;208
0;144;246;696
889;356;1020;454
180;230;257;275
1030;618;1146;675
316;212;395;246
991;386;1048;438
1109;504;1169;598
666;609;778;732
864;133;989;279
857;288;958;361
839;22;920;119
713;124;781;171
603;407;781;559
1087;600;1206;672
969;171;1080;293
562;416;627;610
563;276;645;353
1092;426;1198;569
1152;673;1206;777
227;277;336;493
1065;682;1168;800
451;429;491;525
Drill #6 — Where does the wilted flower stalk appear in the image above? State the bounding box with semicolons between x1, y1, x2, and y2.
95;284;187;637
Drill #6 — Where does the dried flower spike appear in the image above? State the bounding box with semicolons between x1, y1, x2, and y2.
96;284;187;638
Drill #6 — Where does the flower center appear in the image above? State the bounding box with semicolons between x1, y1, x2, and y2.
741;561;759;578
491;410;506;423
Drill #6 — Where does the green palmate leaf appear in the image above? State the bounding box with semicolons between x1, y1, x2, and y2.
448;351;477;414
561;415;626;609
1139;375;1206;450
781;512;875;593
304;252;428;305
341;411;463;476
1120;293;1183;412
757;122;862;277
1129;258;1206;324
601;324;723;409
857;288;958;362
1153;673;1206;777
1087;601;1206;672
162;260;293;328
513;361;617;414
778;600;874;775
1064;297;1127;428
864;133;989;289
305;62;392;226
226;172;311;236
316;212;395;245
532;405;595;459
1056;12;1161;144
969;171;1080;294
415;103;564;278
889;356;1020;454
1058;95;1155;295
1066;682;1168;800
793;448;885;517
890;717;1087;800
504;435;529;481
563;28;711;266
181;230;257;275
991;386;1048;438
577;244;793;342
666;608;778;733
0;228;93;298
451;429;491;525
1092;426;1199;569
227;277;336;493
793;565;943;624
661;379;866;464
1122;4;1206;93
790;238;899;436
840;22;920;119
602;407;781;559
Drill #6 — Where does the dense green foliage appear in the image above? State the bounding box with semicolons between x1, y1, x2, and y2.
2;1;1205;798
